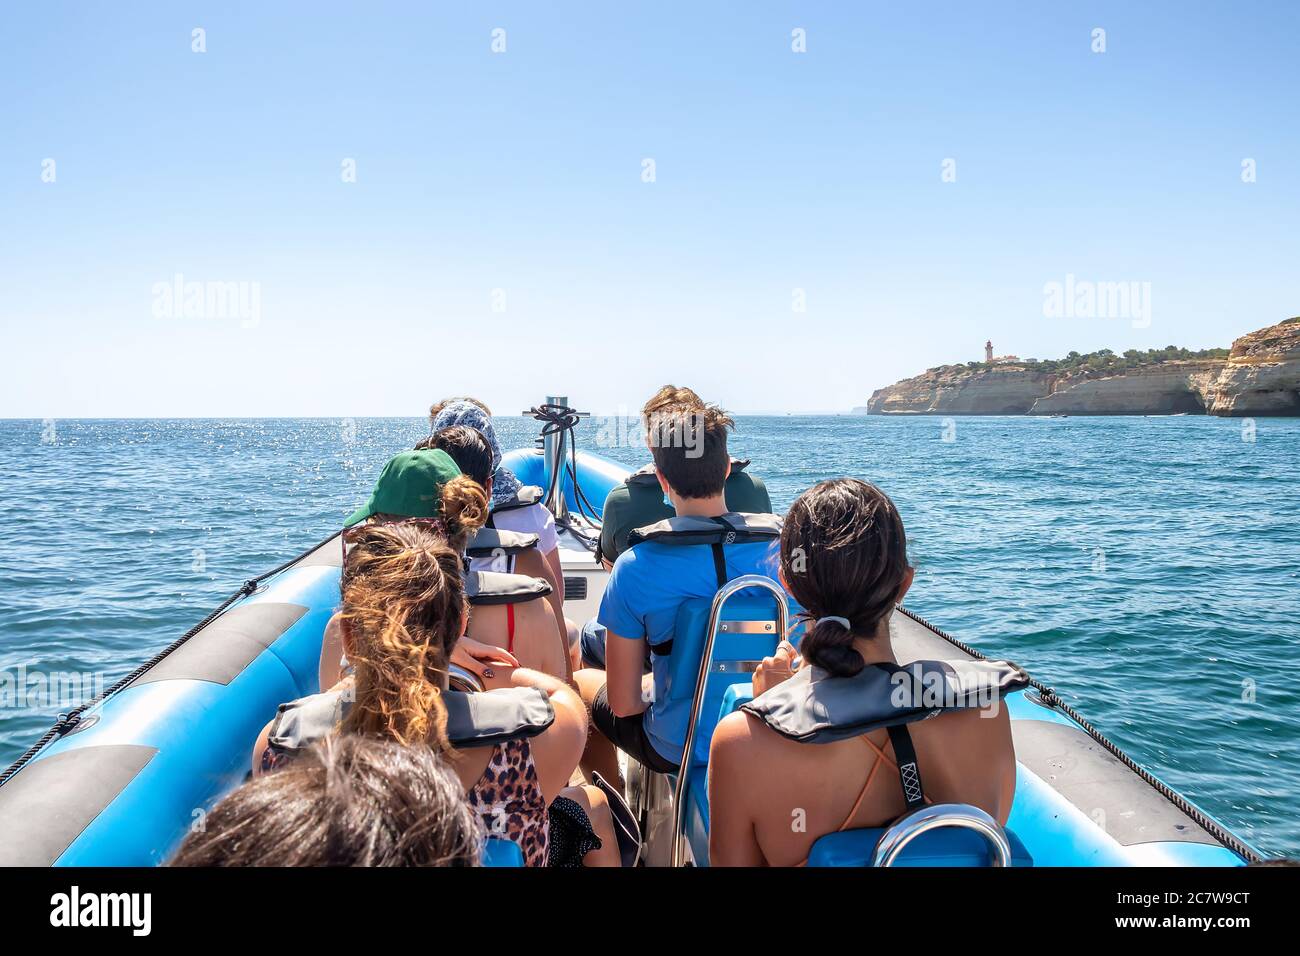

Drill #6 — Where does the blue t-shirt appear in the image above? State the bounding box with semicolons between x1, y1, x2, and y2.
597;538;780;764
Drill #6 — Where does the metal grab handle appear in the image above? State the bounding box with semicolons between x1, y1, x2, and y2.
871;803;1013;867
447;663;486;694
671;574;788;866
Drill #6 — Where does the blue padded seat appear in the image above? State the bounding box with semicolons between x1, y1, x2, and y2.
662;586;797;866
679;767;711;865
665;592;788;766
679;684;754;866
808;825;1033;867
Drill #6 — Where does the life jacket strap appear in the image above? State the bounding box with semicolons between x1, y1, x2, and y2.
710;542;727;588
885;723;926;809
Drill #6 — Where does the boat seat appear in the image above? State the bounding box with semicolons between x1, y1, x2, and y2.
647;589;787;866
808;816;1034;867
482;837;525;867
718;682;754;721
671;683;754;865
678;766;711;864
663;591;792;765
638;580;804;866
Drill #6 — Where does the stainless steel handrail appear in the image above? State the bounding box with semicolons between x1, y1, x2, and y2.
670;573;788;866
871;803;1013;867
447;663;486;694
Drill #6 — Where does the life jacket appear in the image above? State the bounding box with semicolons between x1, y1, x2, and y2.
465;569;552;607
596;461;769;564
741;659;1028;811
627;511;781;584
487;484;544;521
265;684;555;764
466;528;541;572
465;570;553;656
625;511;782;549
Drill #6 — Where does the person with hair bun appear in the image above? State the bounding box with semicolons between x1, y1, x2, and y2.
708;479;1019;866
317;448;565;687
254;519;620;867
428;399;562;588
418;425;569;675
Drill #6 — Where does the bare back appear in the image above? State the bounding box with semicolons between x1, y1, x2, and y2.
467;598;568;679
709;702;1016;867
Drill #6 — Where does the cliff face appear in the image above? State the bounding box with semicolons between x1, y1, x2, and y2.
1028;361;1223;415
1201;320;1300;416
867;318;1300;417
865;365;1053;415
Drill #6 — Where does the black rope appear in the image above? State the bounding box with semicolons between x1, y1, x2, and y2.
0;529;343;788
895;604;1263;863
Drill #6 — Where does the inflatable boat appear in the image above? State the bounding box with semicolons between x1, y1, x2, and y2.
0;400;1260;867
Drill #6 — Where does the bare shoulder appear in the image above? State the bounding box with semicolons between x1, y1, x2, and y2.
711;710;782;767
936;698;1011;728
929;700;1012;742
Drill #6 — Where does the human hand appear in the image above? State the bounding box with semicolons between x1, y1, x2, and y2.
450;636;519;679
752;641;798;697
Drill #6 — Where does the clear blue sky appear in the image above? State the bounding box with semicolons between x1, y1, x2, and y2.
1;1;1296;416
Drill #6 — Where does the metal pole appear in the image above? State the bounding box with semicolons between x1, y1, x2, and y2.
543;394;569;522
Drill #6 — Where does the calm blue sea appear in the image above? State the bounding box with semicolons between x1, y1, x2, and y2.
1;415;1297;855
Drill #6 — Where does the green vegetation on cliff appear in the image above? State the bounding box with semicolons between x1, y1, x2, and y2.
944;345;1230;375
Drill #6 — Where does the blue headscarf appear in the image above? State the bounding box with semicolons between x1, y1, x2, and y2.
430;401;524;509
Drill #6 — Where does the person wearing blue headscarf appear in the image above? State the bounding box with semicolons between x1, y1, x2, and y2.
430;400;525;511
428;399;569;663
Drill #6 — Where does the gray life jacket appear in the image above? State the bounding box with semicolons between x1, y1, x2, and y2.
488;484;544;518
741;658;1029;811
465;527;540;559
623;459;753;487
625;511;782;549
265;684;555;764
465;569;552;607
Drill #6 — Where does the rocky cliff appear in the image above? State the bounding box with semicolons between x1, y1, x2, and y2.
866;318;1300;417
1200;320;1300;416
866;365;1054;415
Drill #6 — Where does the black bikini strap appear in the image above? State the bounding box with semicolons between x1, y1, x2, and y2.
885;724;925;810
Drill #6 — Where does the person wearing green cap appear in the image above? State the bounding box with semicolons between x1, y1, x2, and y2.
319;449;568;690
342;448;475;529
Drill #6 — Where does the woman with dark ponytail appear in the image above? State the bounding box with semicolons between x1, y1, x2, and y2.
708;479;1020;866
776;476;913;680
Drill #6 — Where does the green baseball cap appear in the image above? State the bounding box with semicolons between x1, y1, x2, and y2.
345;449;464;527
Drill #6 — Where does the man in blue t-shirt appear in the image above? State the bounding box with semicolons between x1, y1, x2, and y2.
574;398;780;784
